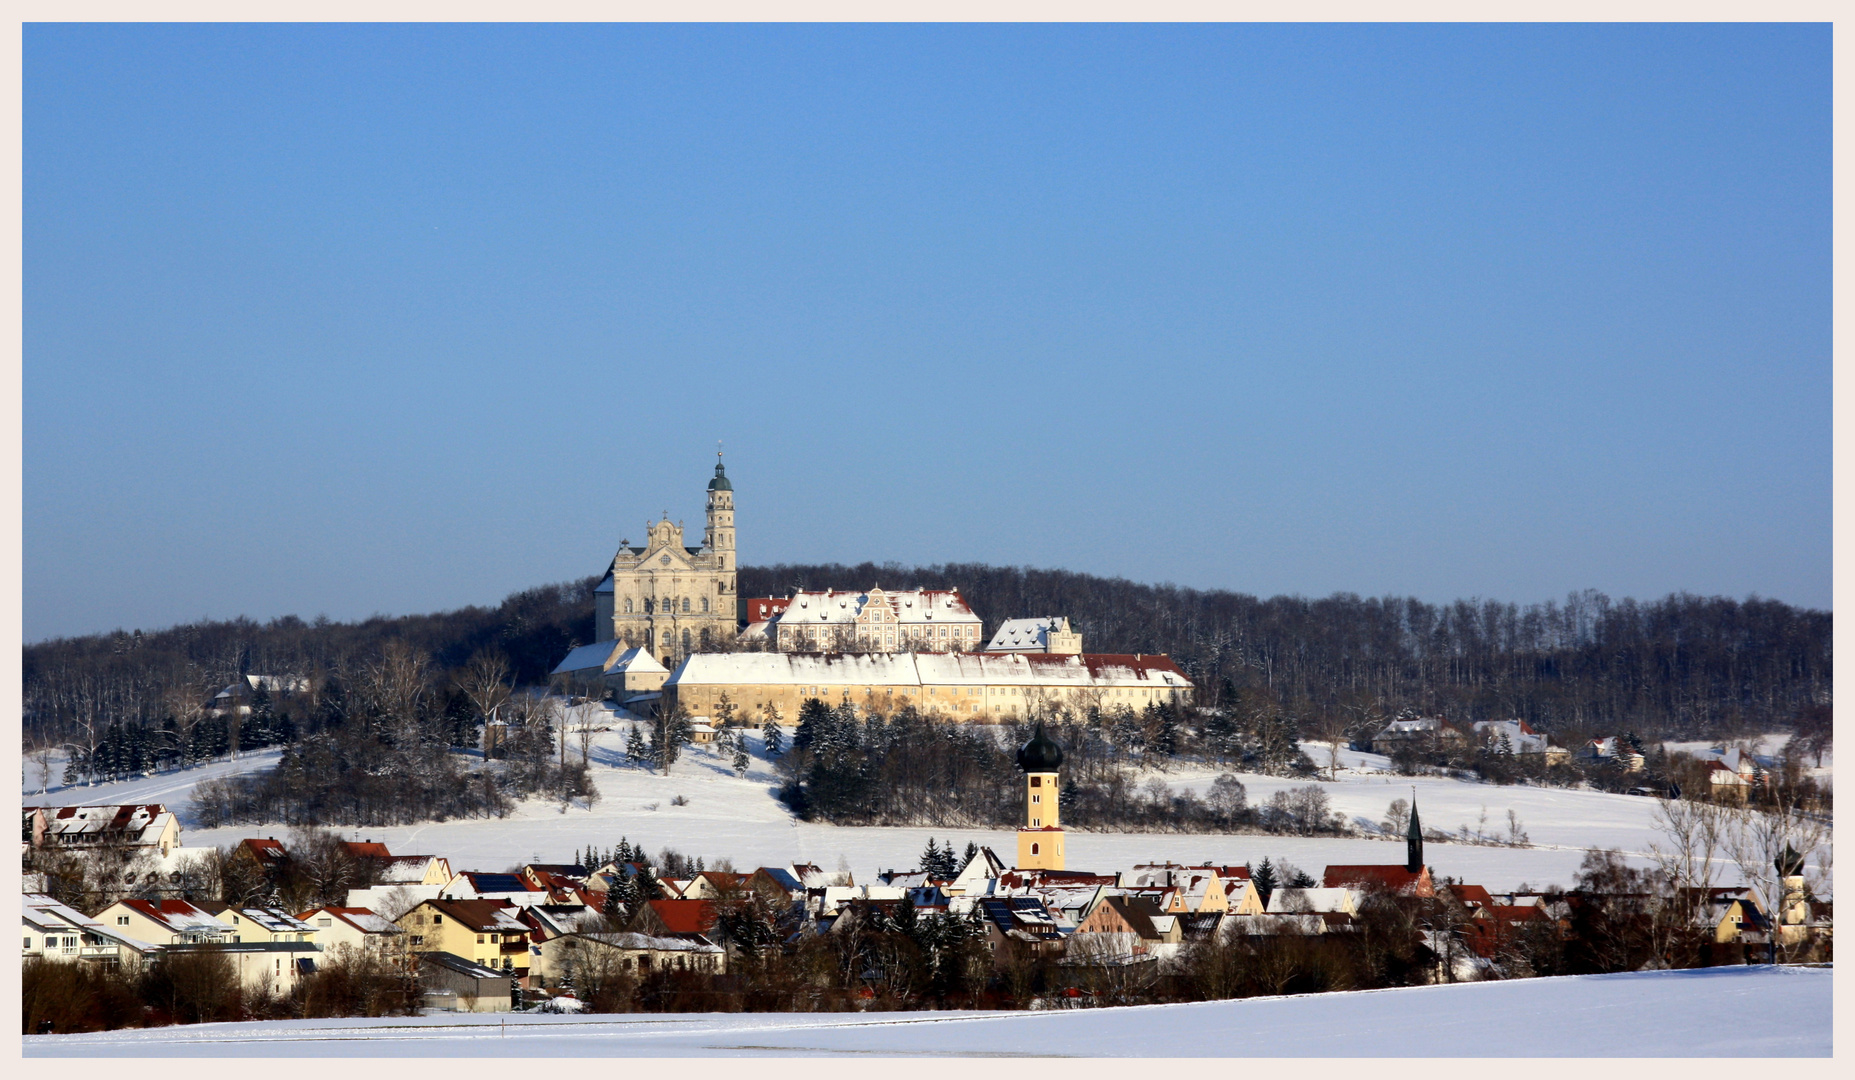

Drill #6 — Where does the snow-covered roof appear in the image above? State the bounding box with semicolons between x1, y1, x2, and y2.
24;894;161;953
122;899;227;935
212;674;309;700
575;931;723;954
1472;719;1558;754
312;907;403;935
231;907;317;934
986;617;1072;652
1376;716;1458;736
552;640;624;675
32;803;177;846
425;898;530;933
776;588;981;628
610;646;668;674
666;650;1191;691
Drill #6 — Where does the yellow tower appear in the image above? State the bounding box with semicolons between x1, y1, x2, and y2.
1015;723;1066;870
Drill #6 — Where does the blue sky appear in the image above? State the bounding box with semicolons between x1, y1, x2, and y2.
24;24;1831;642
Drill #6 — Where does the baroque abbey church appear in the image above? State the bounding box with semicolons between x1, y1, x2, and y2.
593;457;738;665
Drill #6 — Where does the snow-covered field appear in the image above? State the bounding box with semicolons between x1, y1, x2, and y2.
21;724;1826;891
23;965;1831;1057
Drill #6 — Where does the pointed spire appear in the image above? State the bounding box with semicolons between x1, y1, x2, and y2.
1406;788;1424;874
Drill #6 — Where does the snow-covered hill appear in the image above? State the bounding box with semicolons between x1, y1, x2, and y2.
20;725;1818;891
23;965;1831;1057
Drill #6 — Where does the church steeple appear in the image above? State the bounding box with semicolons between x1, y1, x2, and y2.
704;450;735;573
1015;723;1066;871
1406;792;1424;873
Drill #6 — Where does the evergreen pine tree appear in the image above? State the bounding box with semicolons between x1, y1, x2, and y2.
1252;857;1278;907
793;697;827;752
625;725;647;768
963;841;979;869
762;710;785;758
602;878;628;923
731;738;750;776
634;863;666;901
920;838;941;875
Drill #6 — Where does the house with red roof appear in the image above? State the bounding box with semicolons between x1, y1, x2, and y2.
297;905;407;954
27;803;182;856
95;898;231;946
630;898;720;940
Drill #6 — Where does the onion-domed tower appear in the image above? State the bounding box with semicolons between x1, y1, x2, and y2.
1016;723;1066;870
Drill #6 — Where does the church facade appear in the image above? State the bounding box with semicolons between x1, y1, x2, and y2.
593;458;738;665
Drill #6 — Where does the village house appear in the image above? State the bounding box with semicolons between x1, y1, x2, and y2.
23;893;160;967
441;871;551;908
518;904;602;943
1580;736;1647;772
549;641;670;700
95;898;230;946
26;803;182;857
296;906;407;955
530;930;727;991
206;674;309;716
396;898;532;977
1470;719;1569;764
1463;903;1554;960
230;836;291;877
1071;894;1180;961
1364;716;1467;755
418;952;517;1013
161;937;325;994
975;896;1067;964
204;904;319;944
345;882;444;919
629;898;721;942
679;870;752;901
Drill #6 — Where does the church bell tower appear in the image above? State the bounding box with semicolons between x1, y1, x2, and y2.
706;452;734;574
1015;723;1066;871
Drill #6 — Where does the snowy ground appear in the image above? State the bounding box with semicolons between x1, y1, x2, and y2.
22;965;1832;1057
21;725;1828;892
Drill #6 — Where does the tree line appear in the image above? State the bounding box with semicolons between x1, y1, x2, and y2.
743;563;1830;742
23;563;1829;781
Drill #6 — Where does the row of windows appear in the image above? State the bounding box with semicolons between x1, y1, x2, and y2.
624;596;714;614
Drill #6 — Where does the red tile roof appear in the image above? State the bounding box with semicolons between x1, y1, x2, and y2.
1448;884;1494;908
645;899;718;934
1322;865;1433;895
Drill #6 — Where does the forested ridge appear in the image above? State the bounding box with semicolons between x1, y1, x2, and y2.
744;563;1830;741
24;562;1829;754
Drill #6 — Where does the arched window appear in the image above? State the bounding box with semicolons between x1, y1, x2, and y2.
682;629;692;652
700;597;710;613
682;597;691;613
624;598;633;614
1031;843;1040;855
